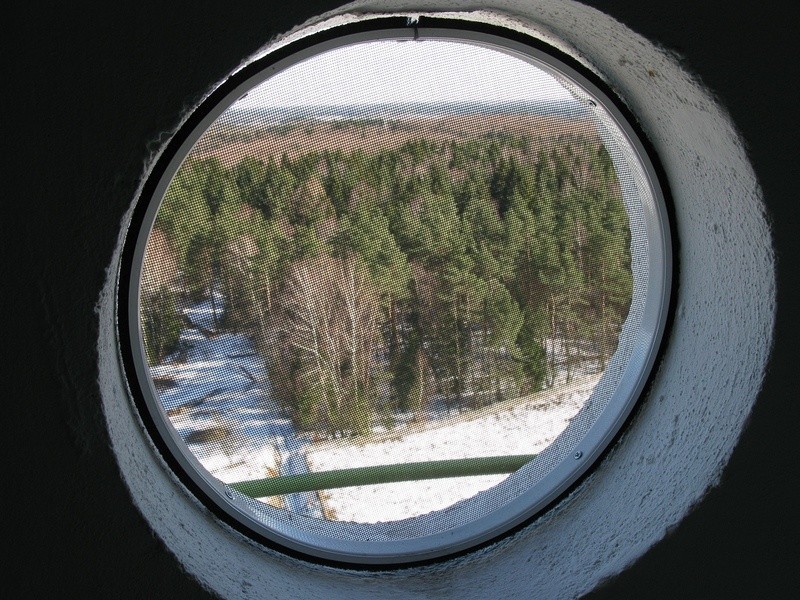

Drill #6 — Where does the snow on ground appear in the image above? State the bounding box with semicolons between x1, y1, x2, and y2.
149;295;322;516
306;374;601;523
148;295;604;523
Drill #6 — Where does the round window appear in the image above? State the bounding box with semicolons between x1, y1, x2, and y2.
118;18;671;566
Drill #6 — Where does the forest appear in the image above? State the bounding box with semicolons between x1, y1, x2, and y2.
140;115;632;438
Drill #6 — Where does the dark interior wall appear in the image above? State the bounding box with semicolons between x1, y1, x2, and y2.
4;1;797;597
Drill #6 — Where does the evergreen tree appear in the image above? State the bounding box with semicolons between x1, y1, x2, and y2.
149;118;633;434
139;228;182;365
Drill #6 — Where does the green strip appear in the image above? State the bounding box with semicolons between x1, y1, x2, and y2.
229;454;536;498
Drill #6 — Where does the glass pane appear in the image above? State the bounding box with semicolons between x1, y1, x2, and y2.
139;39;631;524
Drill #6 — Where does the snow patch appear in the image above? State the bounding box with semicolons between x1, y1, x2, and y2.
307;376;599;523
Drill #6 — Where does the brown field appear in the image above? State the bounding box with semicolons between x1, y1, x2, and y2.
189;113;599;167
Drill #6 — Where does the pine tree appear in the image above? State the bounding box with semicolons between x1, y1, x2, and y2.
150;118;633;435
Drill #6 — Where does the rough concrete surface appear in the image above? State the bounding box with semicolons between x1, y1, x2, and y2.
98;1;774;598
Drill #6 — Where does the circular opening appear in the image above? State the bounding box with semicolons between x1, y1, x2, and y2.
119;19;671;566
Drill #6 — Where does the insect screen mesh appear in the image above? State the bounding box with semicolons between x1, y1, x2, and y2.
137;39;643;535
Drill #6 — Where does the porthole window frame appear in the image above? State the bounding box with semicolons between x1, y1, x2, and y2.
116;15;673;568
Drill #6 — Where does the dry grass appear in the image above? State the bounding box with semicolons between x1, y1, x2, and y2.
189;114;598;167
317;490;337;521
264;495;285;510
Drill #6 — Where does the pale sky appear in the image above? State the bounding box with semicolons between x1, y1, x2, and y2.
233;40;574;109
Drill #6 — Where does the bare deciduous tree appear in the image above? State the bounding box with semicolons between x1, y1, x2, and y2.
272;253;379;436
